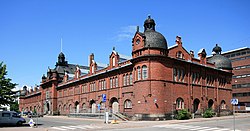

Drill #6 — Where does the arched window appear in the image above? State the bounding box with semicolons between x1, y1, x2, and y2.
58;105;61;112
176;98;184;109
137;66;141;80
142;65;148;80
124;99;132;109
221;100;226;109
69;104;72;113
176;51;184;59
63;104;66;111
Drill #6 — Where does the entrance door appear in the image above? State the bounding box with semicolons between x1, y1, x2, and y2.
193;99;200;113
112;102;119;113
91;103;96;113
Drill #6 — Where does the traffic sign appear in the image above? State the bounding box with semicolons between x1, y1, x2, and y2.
97;104;101;111
231;98;238;105
102;94;106;102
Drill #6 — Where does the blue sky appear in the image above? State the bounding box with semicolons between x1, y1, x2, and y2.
0;0;249;89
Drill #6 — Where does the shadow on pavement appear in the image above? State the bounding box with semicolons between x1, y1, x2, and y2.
0;123;43;128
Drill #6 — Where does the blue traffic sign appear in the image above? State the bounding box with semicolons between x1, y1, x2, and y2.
102;94;106;102
231;98;238;105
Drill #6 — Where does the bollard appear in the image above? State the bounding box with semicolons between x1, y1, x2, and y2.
105;112;109;124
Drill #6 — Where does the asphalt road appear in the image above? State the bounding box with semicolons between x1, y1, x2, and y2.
25;116;103;128
112;117;250;131
0;114;249;131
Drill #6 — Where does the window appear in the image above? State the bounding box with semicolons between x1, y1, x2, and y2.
63;104;67;111
192;72;200;84
206;75;214;86
112;57;115;67
82;84;87;93
130;73;133;85
69;104;72;112
173;68;177;82
46;91;50;99
137;66;141;80
181;69;185;82
90;82;96;91
123;75;126;86
142;65;148;79
176;98;184;109
177;51;184;59
126;74;129;85
110;78;113;88
124;99;132;109
2;113;10;117
115;77;118;87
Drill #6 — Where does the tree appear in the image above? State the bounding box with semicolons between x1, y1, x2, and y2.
10;101;19;112
0;62;17;105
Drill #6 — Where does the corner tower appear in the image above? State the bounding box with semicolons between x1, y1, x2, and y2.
131;16;170;120
132;15;168;58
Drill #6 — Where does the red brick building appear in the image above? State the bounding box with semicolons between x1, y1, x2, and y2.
19;16;233;120
212;47;250;112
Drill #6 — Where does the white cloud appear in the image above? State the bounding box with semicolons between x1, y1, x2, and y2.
114;25;137;42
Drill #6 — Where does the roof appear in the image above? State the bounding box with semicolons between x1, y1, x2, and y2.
220;47;249;55
55;64;89;78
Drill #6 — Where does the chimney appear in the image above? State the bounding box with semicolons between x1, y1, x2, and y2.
175;36;182;45
190;50;194;58
89;53;94;65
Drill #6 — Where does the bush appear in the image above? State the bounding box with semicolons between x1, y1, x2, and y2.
203;108;215;118
176;109;191;120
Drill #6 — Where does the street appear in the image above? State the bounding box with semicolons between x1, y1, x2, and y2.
112;117;250;131
0;114;249;131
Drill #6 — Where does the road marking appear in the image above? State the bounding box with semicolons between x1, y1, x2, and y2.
60;126;76;130
49;125;101;130
153;124;241;131
214;129;231;131
51;127;67;130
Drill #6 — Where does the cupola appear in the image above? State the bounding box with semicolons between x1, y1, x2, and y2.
208;44;232;70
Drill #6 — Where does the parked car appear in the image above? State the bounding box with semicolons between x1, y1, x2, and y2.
0;111;26;126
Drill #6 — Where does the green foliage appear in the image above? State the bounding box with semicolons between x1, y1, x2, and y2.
176;109;191;120
0;62;18;105
10;101;19;112
203;108;215;118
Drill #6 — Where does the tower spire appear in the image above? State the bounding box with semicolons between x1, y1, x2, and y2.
61;37;63;53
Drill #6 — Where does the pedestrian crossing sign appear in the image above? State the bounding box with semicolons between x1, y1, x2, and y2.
231;98;238;105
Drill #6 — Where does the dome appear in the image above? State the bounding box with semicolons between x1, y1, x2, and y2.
208;44;232;70
143;15;168;49
144;30;168;49
20;90;27;96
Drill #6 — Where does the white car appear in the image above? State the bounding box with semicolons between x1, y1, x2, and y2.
0;111;26;126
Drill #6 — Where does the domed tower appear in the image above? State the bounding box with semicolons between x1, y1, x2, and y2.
132;15;168;58
208;44;232;71
131;16;170;120
56;52;68;66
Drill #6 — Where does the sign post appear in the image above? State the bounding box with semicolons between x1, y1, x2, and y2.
231;98;238;131
102;94;108;124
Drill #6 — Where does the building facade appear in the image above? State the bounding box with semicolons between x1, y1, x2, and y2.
19;16;233;120
216;47;250;112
